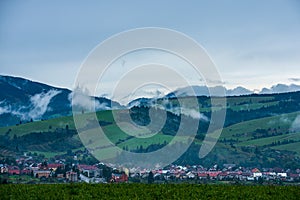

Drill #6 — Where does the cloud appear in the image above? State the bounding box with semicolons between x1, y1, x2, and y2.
0;90;61;120
289;78;300;82
280;116;292;124
28;90;61;120
182;108;209;121
0;103;10;115
169;107;209;121
206;79;226;85
128;97;208;121
70;86;109;112
0;101;26;119
260;84;300;94
290;115;300;132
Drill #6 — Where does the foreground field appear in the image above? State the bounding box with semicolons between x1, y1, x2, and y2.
1;184;300;199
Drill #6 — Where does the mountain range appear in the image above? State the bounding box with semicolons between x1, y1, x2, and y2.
167;84;300;98
1;74;300;127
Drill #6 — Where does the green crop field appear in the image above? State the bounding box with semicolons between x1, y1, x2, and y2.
0;184;299;199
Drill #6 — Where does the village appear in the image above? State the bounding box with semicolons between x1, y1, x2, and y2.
1;151;300;185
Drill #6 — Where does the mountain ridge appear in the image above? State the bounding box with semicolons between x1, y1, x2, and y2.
167;84;300;98
1;74;300;127
0;75;122;127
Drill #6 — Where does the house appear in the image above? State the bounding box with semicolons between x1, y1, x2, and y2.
154;173;163;180
288;173;300;182
47;163;64;172
253;172;262;178
207;171;221;179
241;172;252;180
277;172;287;178
227;172;240;180
111;172;128;183
66;171;78;182
29;163;39;171
8;166;20;175
56;173;64;179
0;165;8;174
197;173;208;180
186;171;196;179
263;172;276;180
33;170;51;178
21;167;32;175
78;164;101;178
251;168;260;173
217;172;228;180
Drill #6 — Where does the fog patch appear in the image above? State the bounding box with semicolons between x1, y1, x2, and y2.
290;115;300;132
0;101;10;115
0;90;60;120
168;107;208;121
28;90;61;120
280;116;292;124
70;87;109;113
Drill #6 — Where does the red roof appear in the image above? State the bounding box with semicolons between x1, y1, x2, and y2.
207;171;221;177
251;168;260;173
21;169;31;174
218;172;228;176
198;173;207;177
8;166;20;175
289;174;300;178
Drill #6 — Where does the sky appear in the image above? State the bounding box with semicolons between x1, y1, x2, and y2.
1;0;300;100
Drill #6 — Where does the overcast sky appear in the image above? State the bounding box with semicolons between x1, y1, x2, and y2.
1;0;300;98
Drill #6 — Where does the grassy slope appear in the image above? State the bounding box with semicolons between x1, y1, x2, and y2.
0;95;299;160
0;115;76;138
220;112;300;141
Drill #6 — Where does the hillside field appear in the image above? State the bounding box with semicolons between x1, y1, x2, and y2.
1;92;300;167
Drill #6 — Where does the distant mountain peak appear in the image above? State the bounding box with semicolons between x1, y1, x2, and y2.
260;83;300;94
166;83;300;98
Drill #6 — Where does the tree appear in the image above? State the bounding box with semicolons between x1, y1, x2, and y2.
67;149;72;156
148;171;154;183
257;176;263;185
41;160;48;169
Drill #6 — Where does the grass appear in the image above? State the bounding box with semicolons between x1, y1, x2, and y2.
219;112;300;141
238;133;300;147
29;151;66;158
0;184;299;199
0;110;116;139
0;115;75;138
272;141;300;155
